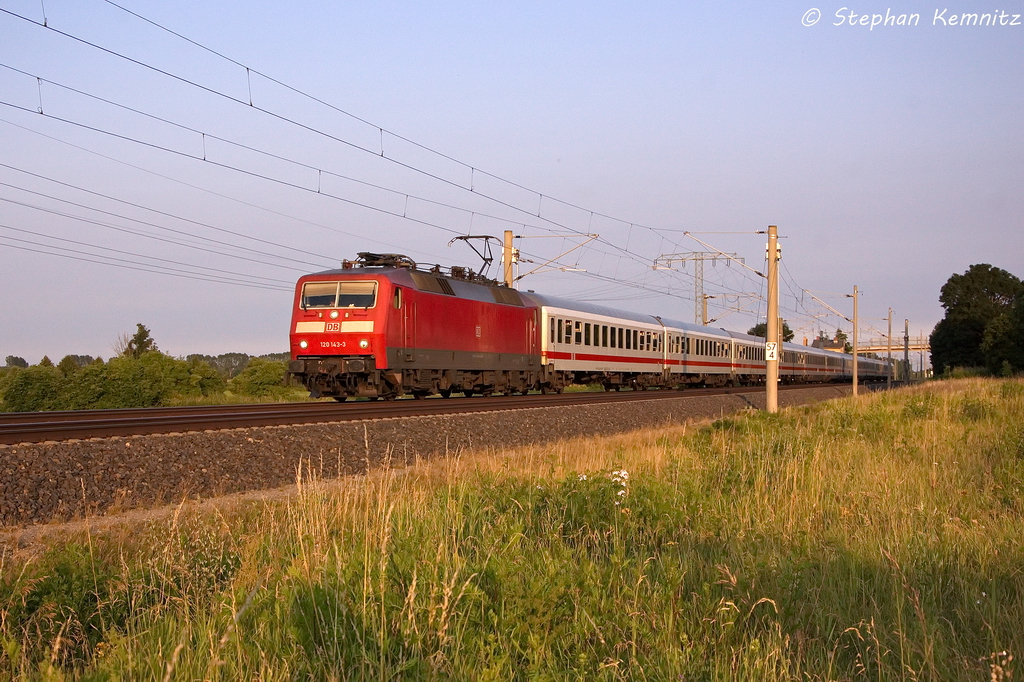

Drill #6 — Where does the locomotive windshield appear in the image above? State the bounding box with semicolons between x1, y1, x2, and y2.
301;281;377;308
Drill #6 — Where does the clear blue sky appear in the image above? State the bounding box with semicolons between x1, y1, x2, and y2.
1;0;1021;362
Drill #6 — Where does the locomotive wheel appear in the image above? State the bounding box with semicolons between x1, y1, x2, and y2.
439;389;452;398
368;396;379;401
333;396;348;402
463;389;474;397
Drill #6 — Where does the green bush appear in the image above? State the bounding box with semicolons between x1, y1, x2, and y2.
186;357;227;396
231;358;288;397
1;365;67;412
64;352;194;409
0;352;233;412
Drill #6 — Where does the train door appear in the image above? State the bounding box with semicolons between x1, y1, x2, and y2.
528;309;538;364
402;298;416;362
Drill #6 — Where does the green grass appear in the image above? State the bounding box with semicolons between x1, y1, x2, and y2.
1;378;1022;680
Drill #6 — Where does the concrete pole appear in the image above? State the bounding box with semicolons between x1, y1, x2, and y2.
766;225;779;413
702;295;709;326
887;307;892;389
694;259;704;324
904;319;910;382
852;285;859;397
502;230;514;287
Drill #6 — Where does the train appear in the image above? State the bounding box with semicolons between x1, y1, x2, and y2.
286;253;889;400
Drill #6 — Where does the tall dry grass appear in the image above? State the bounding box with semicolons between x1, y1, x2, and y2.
1;378;1022;680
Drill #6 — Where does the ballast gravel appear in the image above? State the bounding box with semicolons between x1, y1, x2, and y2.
0;386;851;527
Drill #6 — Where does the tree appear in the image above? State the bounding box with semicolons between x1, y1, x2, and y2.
747;320;794;342
4;356;28;368
57;355;81;377
980;294;1024;374
834;329;852;354
120;324;158;359
930;264;1023;375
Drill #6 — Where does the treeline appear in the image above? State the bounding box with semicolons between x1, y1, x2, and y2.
0;325;295;413
930;264;1024;376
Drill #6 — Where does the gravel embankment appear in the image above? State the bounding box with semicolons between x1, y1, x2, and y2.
0;386;850;527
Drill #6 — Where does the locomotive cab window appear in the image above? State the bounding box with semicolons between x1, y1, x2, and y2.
301;281;377;309
393;287;402;309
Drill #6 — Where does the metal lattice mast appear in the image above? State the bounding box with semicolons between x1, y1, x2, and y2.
653;251;742;324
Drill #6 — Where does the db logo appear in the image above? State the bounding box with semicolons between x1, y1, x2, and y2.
326;322;341;332
475;325;482;338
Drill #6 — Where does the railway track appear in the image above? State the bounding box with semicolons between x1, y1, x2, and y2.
0;384;825;445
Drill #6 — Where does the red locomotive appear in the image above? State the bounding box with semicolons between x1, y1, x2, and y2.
286;253;888;400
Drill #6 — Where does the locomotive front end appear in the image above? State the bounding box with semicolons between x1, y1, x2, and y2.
288;273;391;399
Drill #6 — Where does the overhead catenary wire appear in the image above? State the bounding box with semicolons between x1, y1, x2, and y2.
2;102;701;301
94;0;712;246
0;6;690;276
0;116;431;260
0;63;569;240
2;5;823;323
0;222;294;285
0;193;313;272
0;233;291;290
0;178;329;270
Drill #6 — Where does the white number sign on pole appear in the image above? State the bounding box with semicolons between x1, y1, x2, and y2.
765;342;778;362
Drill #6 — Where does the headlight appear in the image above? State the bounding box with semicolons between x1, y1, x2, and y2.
299;340;308;349
359;339;369;349
329;310;339;319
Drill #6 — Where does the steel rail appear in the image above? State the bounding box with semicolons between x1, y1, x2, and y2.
0;384;833;445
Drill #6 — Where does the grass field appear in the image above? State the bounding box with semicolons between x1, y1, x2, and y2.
1;378;1022;680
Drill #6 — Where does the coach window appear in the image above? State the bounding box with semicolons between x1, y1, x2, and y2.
584;323;591;346
550;318;557;344
393;287;402;309
609;327;616;348
574;321;582;345
556;318;563;344
601;325;607;347
565;320;573;345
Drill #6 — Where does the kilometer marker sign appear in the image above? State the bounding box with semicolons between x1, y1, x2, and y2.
765;342;778;361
